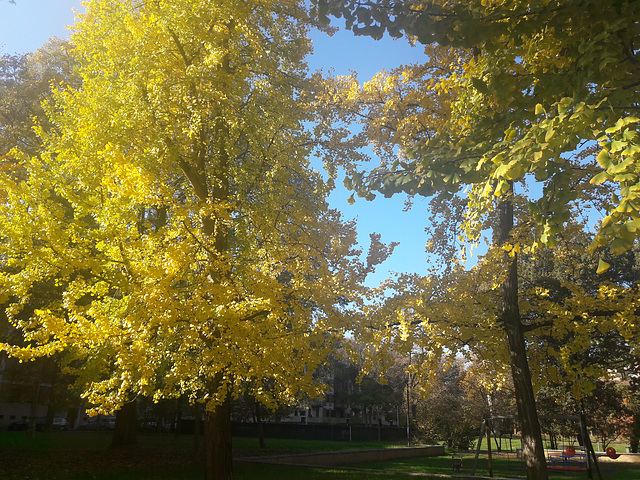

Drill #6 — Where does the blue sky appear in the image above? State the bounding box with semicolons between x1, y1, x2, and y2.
1;0;433;286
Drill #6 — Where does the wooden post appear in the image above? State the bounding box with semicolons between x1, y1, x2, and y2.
472;419;486;476
486;419;493;477
581;411;603;480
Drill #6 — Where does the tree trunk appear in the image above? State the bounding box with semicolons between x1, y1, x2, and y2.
486;420;493;478
176;23;233;480
255;400;265;449
496;187;548;480
27;364;41;438
194;402;201;454
44;403;55;433
67;407;79;430
174;396;183;437
205;394;233;480
111;400;137;448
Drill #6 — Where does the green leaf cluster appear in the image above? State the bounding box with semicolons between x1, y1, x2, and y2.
316;0;640;254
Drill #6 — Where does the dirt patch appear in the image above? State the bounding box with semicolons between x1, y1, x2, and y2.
236;445;446;466
597;453;640;464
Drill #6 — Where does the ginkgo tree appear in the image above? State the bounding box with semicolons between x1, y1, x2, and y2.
313;1;640;479
350;218;640;475
0;39;82;436
316;53;555;477
0;1;391;479
314;0;640;262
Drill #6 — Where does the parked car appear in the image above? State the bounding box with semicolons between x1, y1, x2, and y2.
103;416;116;430
7;420;29;431
52;417;68;431
79;416;116;431
138;418;170;433
7;418;48;431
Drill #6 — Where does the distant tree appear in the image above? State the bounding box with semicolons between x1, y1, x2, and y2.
413;360;476;448
583;380;628;450
0;39;80;437
626;370;640;452
0;38;77;157
331;349;404;426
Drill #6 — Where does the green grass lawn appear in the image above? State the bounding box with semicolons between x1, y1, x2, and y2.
352;451;640;480
0;430;402;453
1;431;639;480
0;431;408;480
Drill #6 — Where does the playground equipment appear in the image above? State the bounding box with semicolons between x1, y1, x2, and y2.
547;445;587;472
606;446;621;459
471;413;615;480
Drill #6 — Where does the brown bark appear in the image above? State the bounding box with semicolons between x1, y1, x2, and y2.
174;396;183;437
27;372;40;438
205;393;233;480
255;400;265;449
27;360;43;438
194;402;201;454
486;420;493;477
496;187;548;480
111;400;137;448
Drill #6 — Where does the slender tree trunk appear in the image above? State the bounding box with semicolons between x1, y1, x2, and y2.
44;403;55;433
486;419;493;477
496;187;548;480
174;396;183;438
28;363;41;438
111;400;137;448
194;402;201;454
255;400;265;449
205;393;233;480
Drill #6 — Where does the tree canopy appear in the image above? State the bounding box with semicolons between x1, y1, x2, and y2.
2;2;640;479
0;1;391;478
313;1;640;479
316;0;640;258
